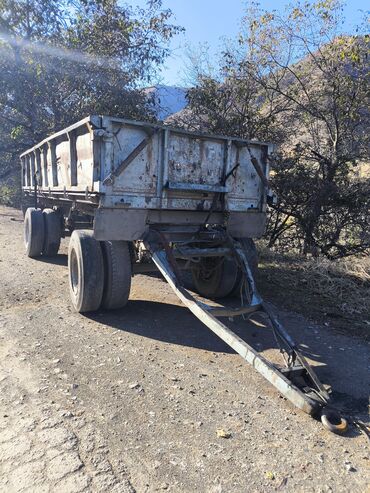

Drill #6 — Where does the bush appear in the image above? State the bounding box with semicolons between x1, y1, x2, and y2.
0;182;22;208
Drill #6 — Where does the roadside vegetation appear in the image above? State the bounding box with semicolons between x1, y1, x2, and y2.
257;244;370;340
179;0;369;260
174;1;370;335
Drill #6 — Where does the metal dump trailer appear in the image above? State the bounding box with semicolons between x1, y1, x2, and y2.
21;115;347;434
21;115;271;239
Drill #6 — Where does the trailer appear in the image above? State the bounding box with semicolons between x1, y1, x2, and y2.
21;115;347;434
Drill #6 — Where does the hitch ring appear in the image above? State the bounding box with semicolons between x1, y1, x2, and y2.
321;409;348;434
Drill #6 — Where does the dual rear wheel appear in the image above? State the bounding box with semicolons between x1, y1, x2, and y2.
24;207;257;310
68;232;255;312
24;207;61;258
68;230;132;313
24;208;132;314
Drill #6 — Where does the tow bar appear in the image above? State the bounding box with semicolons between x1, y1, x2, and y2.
144;230;348;435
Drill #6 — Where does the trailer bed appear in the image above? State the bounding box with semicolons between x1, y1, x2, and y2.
21;115;272;240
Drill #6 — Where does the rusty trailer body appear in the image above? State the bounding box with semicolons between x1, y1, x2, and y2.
21;115;347;434
21;115;271;240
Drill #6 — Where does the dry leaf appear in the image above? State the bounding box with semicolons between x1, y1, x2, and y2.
216;429;231;438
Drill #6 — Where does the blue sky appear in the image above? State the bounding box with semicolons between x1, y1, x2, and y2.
129;0;368;86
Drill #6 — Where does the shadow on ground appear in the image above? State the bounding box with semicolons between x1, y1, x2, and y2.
34;252;368;423
85;294;369;422
89;299;234;354
35;253;68;266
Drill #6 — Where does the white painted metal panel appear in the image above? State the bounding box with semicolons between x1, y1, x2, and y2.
46;145;53;188
167;134;224;186
75;132;93;189
55;140;70;188
111;124;158;194
21;115;272;215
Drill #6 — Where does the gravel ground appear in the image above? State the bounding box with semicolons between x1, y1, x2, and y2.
0;206;369;493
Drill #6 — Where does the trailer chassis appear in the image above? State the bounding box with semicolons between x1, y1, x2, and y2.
143;228;348;434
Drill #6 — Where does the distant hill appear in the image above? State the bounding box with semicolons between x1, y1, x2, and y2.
144;85;188;120
164;37;369;163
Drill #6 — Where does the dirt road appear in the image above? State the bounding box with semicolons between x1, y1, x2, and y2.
0;206;369;493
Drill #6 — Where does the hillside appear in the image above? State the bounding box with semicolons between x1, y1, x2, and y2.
144;85;188;120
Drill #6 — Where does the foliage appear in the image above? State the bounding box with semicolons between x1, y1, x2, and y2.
0;0;182;202
266;154;370;258
183;1;369;258
0;182;21;206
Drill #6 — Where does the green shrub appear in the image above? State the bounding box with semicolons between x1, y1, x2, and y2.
0;183;22;207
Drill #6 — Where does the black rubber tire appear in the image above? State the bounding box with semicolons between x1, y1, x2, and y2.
68;230;104;313
24;207;45;258
101;240;132;310
42;209;61;256
191;256;239;300
232;238;258;296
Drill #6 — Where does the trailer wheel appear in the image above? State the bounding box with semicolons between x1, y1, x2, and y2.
24;207;45;258
101;241;132;310
232;238;258;296
42;209;61;256
191;256;239;299
68;230;104;313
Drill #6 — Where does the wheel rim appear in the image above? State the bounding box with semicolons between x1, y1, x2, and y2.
70;248;79;295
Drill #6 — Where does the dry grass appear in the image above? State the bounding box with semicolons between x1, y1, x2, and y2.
256;246;370;339
302;256;370;317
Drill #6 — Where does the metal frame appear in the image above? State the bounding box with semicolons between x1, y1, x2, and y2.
143;230;346;426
